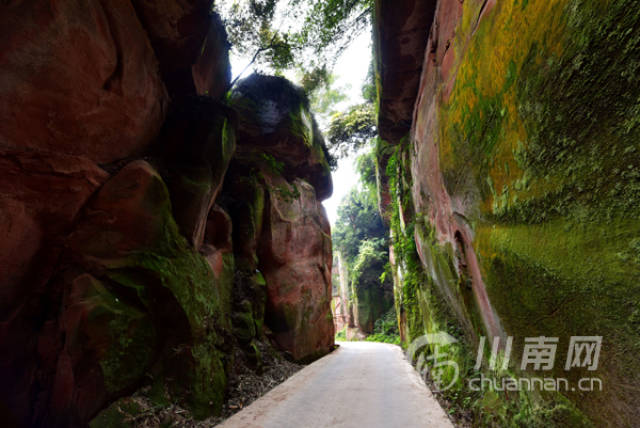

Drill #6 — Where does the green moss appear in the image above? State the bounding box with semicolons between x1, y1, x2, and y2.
505;0;640;226
96;173;230;418
259;153;285;175
89;398;140;428
407;0;640;423
216;252;235;316
289;104;314;148
233;300;257;343
475;216;640;420
379;133;594;426
189;344;226;418
79;276;156;395
118;244;228;417
99;311;155;395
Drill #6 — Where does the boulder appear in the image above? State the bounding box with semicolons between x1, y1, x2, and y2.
68;161;175;259
259;175;334;361
17;160;232;425
0;149;107;313
160;97;236;249
224;75;335;361
0;0;168;164
0;149;109;427
131;0;226;97
192;12;232;99
0;147;108;321
231;74;333;201
44;272;155;427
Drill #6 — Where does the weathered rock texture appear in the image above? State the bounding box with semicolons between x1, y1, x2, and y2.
331;244;392;337
332;252;353;332
259;176;334;360
228;75;335;362
350;248;393;335
374;0;436;146
0;0;168;164
0;2;333;426
375;0;640;426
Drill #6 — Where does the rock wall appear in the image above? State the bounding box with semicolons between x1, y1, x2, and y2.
228;75;334;362
332;252;352;332
331;245;392;337
350;248;393;335
375;0;640;425
0;2;333;426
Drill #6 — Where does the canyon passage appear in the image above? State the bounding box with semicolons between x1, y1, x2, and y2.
1;0;639;427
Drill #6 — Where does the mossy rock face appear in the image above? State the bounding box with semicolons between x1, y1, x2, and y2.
68;161;230;420
222;168;266;271
220;169;268;346
377;0;640;425
222;150;334;362
230;74;333;200
160;96;236;248
257;175;335;361
350;243;394;334
89;397;140;428
232;300;257;343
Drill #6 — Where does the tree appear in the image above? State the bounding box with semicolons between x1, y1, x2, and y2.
215;0;373;87
333;186;386;266
332;162;392;334
326;103;376;158
361;60;376;104
355;149;377;202
306;72;348;120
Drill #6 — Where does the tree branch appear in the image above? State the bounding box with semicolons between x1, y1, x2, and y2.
230;32;279;87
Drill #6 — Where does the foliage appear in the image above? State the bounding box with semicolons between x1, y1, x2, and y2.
215;0;372;87
350;238;388;286
327;103;376;158
355;149;377;201
299;65;330;94
361;60;376;104
332;143;392;334
364;307;400;344
306;73;348;120
218;0;293;76
292;0;373;57
332;186;386;266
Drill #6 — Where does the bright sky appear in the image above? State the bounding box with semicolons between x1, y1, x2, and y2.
229;30;373;226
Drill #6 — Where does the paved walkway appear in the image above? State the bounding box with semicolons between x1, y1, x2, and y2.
217;341;454;428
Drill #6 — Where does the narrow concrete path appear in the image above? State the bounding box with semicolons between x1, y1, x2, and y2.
217;341;454;428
